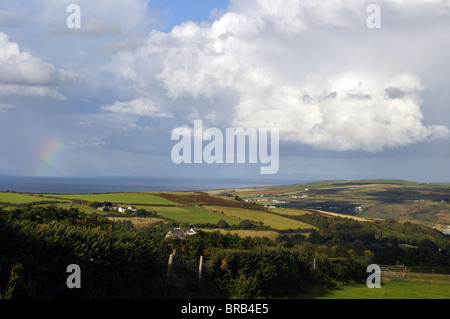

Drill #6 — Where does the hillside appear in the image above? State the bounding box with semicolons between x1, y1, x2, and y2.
1;179;448;234
1;181;449;299
216;179;450;232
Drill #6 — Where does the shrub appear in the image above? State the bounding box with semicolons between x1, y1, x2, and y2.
217;220;229;228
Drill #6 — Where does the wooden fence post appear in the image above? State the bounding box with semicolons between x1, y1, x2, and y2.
198;255;203;280
167;254;174;277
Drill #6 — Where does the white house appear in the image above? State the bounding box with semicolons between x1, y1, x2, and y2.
186;228;197;236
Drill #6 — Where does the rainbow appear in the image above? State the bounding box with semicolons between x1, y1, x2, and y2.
35;138;66;177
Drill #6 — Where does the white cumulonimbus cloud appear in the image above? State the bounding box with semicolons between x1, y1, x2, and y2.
233;73;449;152
103;0;450;152
0;32;74;99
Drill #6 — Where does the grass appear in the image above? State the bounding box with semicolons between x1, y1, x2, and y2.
317;273;450;299
47;202;99;215
202;229;281;240
268;207;311;216
0;192;65;204
107;217;167;229
365;201;450;228
40;192;180;206
152;206;240;226
204;206;317;230
318;279;450;299
314;209;377;222
241;179;450;230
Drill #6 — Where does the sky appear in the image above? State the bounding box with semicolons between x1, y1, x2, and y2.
0;0;449;183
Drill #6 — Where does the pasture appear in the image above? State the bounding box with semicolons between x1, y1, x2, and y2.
202;229;281;240
204;205;316;230
41;202;99;214
314;210;377;222
0;192;64;204
234;179;450;230
107;216;167;229
40;192;179;206
319;274;450;299
268;207;311;216
152;206;240;226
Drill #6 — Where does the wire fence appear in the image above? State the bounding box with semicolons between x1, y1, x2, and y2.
164;255;450;285
166;252;209;283
381;266;406;281
379;265;450;281
407;266;450;275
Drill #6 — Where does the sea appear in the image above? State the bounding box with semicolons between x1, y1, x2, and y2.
0;175;296;194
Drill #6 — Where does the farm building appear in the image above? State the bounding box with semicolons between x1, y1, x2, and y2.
186;228;197;236
165;228;197;239
165;228;187;239
99;201;112;207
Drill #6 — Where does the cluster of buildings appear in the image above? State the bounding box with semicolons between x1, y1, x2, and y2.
291;195;308;199
96;201;138;213
243;197;289;205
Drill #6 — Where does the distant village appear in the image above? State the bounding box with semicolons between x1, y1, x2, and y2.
242;194;289;208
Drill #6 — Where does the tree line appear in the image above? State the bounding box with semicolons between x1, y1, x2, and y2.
0;205;449;299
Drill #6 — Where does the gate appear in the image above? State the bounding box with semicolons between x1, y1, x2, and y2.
167;250;206;283
380;266;406;281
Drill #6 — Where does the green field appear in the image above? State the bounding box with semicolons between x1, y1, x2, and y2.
153;206;240;226
0;192;64;204
318;279;450;299
41;193;179;206
268;207;311;216
204;206;317;230
52;202;99;214
235;179;450;230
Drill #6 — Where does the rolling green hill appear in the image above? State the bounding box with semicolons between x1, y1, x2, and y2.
1;181;449;300
228;179;450;231
1;179;448;237
40;192;180;206
0;192;66;204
